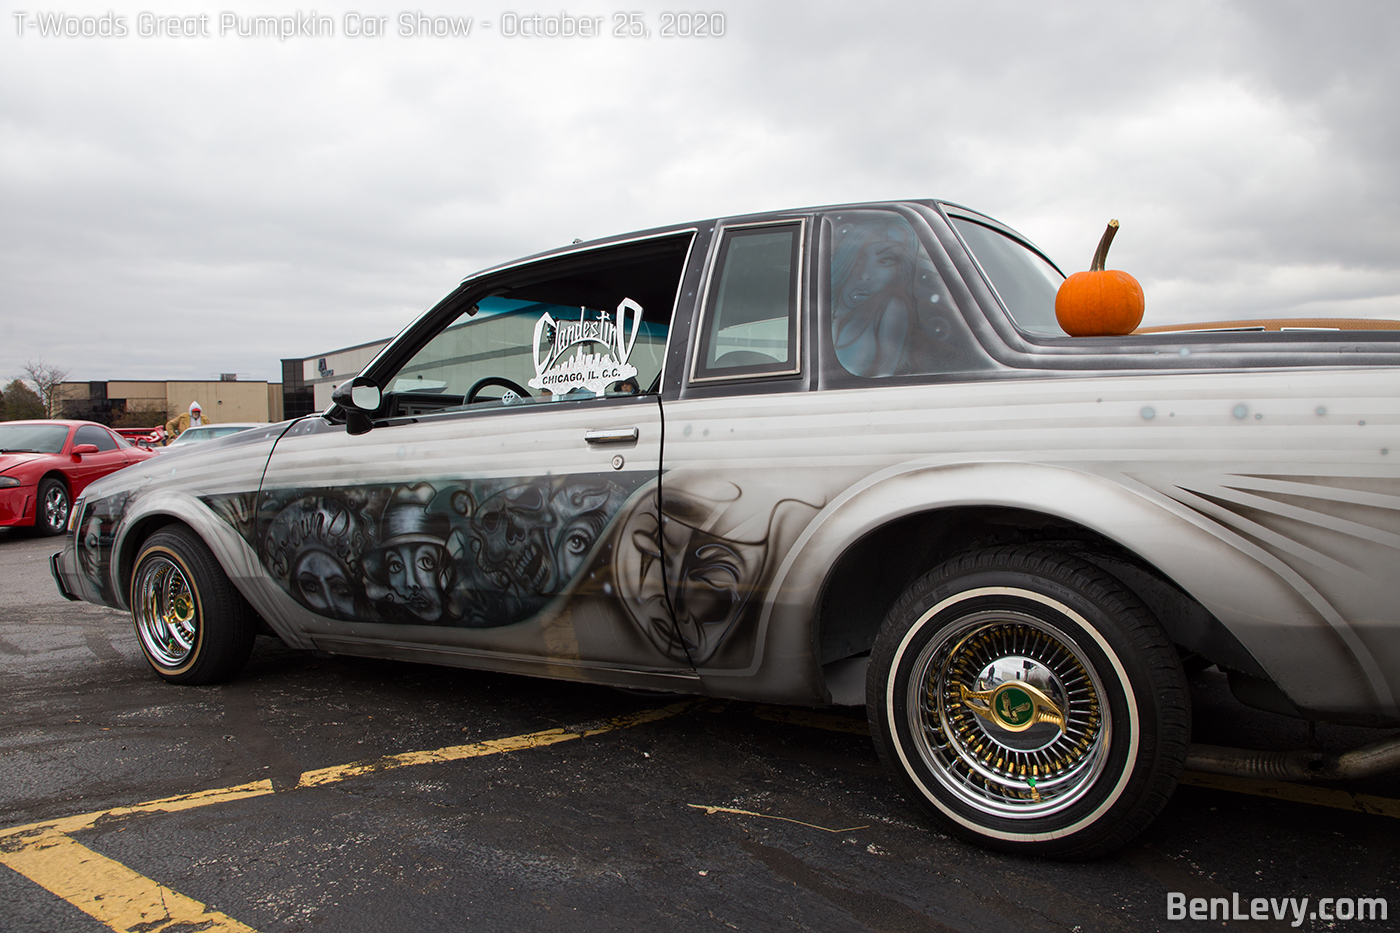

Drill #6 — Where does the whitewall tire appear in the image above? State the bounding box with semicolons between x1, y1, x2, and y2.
867;547;1189;858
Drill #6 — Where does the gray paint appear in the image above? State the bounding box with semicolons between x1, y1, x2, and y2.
53;200;1400;723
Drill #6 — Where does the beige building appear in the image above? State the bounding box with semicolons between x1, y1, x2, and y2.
60;378;284;426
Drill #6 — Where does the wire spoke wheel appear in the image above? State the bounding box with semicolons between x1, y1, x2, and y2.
133;554;201;668
131;528;257;684
868;547;1189;859
910;609;1109;819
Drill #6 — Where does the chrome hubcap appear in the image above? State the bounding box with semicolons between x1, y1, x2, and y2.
908;606;1109;819
133;555;199;668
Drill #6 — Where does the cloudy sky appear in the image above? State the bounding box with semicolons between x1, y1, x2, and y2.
3;0;1398;386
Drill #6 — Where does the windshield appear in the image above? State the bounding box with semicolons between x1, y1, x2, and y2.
950;217;1064;336
0;423;70;454
169;428;218;445
168;425;257;445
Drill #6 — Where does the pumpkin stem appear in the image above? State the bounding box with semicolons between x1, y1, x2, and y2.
1090;219;1120;272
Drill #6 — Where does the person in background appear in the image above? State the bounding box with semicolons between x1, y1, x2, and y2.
165;401;213;443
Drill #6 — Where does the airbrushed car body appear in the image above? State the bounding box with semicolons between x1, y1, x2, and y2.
53;200;1400;856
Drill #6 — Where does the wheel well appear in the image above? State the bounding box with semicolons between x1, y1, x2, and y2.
115;514;181;605
33;472;71;525
114;514;275;638
815;505;1267;679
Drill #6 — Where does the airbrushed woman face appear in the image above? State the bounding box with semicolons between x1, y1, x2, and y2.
293;547;356;620
839;226;910;310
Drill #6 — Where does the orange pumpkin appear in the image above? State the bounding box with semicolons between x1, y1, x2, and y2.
1054;219;1145;336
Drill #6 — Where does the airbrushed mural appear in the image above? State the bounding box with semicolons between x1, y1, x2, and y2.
193;469;829;668
203;473;647;629
613;474;825;665
829;211;978;377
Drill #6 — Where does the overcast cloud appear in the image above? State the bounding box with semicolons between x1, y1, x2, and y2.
3;0;1398;385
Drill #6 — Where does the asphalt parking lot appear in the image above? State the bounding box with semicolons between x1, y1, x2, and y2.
2;527;1398;932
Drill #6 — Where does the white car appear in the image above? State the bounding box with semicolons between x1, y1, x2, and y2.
53;200;1400;857
165;423;265;447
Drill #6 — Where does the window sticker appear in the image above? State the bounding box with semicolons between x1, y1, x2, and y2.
529;297;642;397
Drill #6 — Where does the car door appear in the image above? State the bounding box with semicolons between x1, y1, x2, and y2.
248;232;701;689
68;424;135;494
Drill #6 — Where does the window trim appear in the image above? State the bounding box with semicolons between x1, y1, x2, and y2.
688;219;806;385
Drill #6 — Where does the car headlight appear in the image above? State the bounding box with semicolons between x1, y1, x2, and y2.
0;476;20;488
68;496;85;533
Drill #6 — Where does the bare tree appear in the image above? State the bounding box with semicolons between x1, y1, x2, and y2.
22;358;69;418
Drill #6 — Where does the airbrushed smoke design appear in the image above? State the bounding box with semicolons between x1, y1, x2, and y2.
1159;470;1400;710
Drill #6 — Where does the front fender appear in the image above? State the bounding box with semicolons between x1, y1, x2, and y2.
108;489;316;651
112;490;245;607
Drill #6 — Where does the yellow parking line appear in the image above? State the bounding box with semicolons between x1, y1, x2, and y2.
297;701;692;788
0;828;258;932
297;727;580;788
26;780;275;838
0;702;693;933
1179;771;1400;819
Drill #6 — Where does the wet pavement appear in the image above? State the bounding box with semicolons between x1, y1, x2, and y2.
2;527;1398;932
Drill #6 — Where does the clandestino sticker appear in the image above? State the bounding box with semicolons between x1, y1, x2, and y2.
528;297;642;397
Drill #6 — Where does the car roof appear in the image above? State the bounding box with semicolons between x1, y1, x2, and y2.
458;198;946;285
0;420;97;428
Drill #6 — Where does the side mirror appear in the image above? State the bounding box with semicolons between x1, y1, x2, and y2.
331;377;382;436
70;444;100;458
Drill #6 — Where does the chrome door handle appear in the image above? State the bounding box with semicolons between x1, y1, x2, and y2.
584;426;639;444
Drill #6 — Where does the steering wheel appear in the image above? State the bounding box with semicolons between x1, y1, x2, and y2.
466;376;532;406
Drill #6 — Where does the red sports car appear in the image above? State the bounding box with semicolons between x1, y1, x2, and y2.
0;420;157;535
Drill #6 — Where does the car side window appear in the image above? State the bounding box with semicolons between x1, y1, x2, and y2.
826;210;988;379
692;223;802;382
380;235;691;418
74;424;118;451
949;216;1064;336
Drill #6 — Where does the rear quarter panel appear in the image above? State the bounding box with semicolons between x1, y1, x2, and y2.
669;368;1400;719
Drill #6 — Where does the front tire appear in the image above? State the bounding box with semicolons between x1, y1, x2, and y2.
37;477;70;536
131;527;256;684
867;547;1188;859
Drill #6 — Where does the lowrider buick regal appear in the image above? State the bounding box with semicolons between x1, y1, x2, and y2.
52;200;1400;857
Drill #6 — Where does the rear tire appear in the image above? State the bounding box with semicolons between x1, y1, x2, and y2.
131;527;256;684
867;546;1189;859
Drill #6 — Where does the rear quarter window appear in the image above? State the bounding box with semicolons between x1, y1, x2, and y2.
950;216;1064;336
